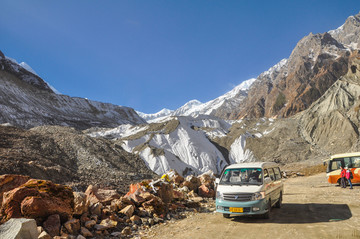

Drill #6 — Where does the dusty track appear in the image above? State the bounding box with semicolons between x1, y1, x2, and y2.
144;173;360;239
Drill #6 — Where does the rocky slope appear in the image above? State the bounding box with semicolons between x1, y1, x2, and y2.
0;51;145;129
0;125;156;192
299;50;360;154
211;12;360;120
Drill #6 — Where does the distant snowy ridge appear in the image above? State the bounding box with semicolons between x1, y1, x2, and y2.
137;108;174;122
139;78;256;122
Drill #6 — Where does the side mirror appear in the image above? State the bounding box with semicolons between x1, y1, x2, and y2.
215;178;220;184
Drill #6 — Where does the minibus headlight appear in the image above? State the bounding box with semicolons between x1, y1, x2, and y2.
252;192;265;201
216;191;224;200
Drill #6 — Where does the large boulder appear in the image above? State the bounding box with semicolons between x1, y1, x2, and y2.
0;218;38;239
85;185;120;205
0;179;74;224
0;175;31;204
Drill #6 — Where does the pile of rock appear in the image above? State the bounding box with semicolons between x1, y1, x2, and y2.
0;170;216;238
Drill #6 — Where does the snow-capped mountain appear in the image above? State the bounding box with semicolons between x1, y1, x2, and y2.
139;78;256;122
0;50;146;129
137;108;174;122
89;115;257;176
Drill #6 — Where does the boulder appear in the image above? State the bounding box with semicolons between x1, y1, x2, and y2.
63;219;80;235
38;231;52;239
0;175;30;204
121;226;132;236
99;218;117;229
89;202;103;216
85;185;120;205
0;179;74;224
84;220;96;229
42;214;61;237
73;192;88;216
0;218;38;239
198;184;215;198
80;227;93;237
172;189;186;201
181;175;201;192
130;215;141;225
119;205;135;218
156;182;173;203
142;196;167;217
198;171;215;188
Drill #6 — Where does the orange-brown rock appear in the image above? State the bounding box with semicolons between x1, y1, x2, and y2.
0;179;74;224
73;192;88;216
156;182;173;204
85;185;120;205
63;218;80;235
0;175;30;204
42;214;61;237
142;196;166;217
198;184;215;198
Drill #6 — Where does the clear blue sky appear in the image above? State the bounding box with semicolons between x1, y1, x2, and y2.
0;1;358;113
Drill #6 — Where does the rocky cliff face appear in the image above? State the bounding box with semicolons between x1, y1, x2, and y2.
299;50;360;154
232;32;349;119
0;51;146;129
214;12;360;120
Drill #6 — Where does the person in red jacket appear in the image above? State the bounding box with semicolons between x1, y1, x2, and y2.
345;167;353;189
340;166;347;188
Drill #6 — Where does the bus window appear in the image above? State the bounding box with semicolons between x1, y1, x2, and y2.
344;157;352;168
329;160;341;172
352;157;360;167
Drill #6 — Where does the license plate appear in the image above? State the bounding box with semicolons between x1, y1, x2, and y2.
229;207;243;213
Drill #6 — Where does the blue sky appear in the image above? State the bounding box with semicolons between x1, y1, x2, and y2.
0;1;358;113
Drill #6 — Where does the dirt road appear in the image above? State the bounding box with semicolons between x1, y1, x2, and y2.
143;173;360;239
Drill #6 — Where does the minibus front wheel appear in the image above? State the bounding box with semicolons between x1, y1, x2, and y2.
262;200;271;219
223;213;230;218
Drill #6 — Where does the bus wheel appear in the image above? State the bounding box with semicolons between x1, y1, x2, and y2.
337;178;341;186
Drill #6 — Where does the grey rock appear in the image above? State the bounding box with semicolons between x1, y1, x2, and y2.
0;218;38;239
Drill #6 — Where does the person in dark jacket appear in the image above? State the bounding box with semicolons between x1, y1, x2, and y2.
340;166;347;188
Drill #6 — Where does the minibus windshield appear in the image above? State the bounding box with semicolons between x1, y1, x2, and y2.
220;168;262;185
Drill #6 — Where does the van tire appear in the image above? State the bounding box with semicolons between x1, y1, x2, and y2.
275;192;282;208
223;213;230;218
262;200;271;219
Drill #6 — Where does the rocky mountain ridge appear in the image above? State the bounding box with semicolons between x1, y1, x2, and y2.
0;51;145;130
218;12;360;120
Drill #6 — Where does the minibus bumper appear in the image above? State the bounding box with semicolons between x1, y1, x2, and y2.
216;198;269;216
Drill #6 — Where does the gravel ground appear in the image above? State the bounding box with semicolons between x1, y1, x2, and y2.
141;173;360;239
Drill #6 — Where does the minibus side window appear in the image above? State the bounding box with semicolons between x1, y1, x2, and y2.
274;167;281;180
268;168;275;181
263;169;269;180
330;160;341;172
